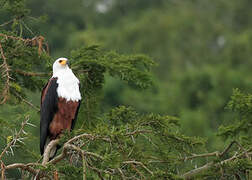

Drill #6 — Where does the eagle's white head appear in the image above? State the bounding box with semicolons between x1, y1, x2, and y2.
53;57;69;75
52;57;81;102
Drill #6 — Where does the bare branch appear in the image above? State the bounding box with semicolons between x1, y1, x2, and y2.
125;130;152;136
4;163;51;179
220;140;250;159
123;161;153;176
0;19;14;27
0;34;49;55
0;117;30;160
117;168;126;180
86;162;113;177
182;145;252;179
182;151;219;161
48;147;68;165
42;139;59;165
66;133;96;144
66;133;111;144
130;164;145;179
64;144;104;160
82;153;87;180
0;15;24;27
1;161;5;180
15;69;50;77
0;41;11;104
13;91;40;112
182;162;214;179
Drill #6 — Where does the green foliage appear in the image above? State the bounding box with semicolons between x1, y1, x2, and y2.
1;0;252;179
70;45;155;128
227;88;252;116
71;46;155;90
2;0;30;19
58;105;205;179
218;89;252;142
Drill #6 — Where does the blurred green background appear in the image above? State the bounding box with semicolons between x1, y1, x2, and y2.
1;0;252;171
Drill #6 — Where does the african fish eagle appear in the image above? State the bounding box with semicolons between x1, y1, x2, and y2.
40;57;81;158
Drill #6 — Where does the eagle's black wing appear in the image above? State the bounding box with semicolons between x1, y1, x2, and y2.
40;78;58;155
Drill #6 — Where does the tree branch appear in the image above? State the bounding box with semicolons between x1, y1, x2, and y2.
0;117;31;161
125;130;152;136
0;41;11;104
64;144;104;160
15;69;50;77
4;163;51;179
182;162;214;179
123;161;153;176
42;139;59;165
1;161;5;180
182;151;219;161
0;34;49;55
13;91;40;112
181;144;252;179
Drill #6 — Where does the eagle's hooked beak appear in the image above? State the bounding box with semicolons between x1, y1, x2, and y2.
59;60;67;66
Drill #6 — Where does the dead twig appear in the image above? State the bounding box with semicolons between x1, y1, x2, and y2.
182;151;219;162
13;91;40;112
219;141;250;159
0;34;49;55
15;69;50;77
117;168;126;180
0;42;11;104
182;145;252;179
125;130;152;136
123;161;153;176
1;161;5;180
82;153;87;180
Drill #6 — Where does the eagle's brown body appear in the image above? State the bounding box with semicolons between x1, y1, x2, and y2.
49;97;79;139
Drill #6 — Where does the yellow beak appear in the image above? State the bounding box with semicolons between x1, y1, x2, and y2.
60;60;67;65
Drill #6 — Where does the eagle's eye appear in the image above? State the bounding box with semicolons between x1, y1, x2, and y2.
59;60;63;63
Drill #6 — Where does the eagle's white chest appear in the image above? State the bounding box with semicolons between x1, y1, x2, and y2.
53;68;81;102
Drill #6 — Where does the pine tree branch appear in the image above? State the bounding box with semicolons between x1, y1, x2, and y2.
0;41;11;104
182;161;214;179
0;19;14;27
4;163;51;179
15;69;50;77
0;15;25;27
0;33;49;104
0;117;30;161
0;34;49;55
64;144;104;160
123;161;153;176
13;91;40;112
86;162;114;177
181;144;252;179
182;151;220;161
66;133;96;144
43;134;105;166
125;130;152;136
219;140;250;159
